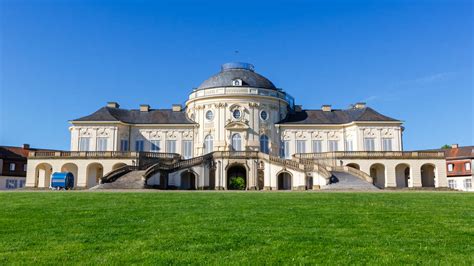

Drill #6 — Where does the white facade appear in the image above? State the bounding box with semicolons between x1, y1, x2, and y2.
25;62;448;190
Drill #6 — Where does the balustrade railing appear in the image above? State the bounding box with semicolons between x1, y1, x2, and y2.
295;151;445;160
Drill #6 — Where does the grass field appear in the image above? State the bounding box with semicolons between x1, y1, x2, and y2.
0;192;473;264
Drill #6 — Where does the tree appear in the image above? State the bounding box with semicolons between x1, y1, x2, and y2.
441;144;451;149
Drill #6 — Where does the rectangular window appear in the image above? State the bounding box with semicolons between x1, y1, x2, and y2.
151;140;161;152
364;138;375;151
135;140;144;152
328;140;338;152
79;137;90;151
6;179;18;189
120;139;129;151
448;180;456;189
9;163;15;171
382;138;393;151
465;162;471;171
345;140;353;151
281;141;290;159
464;179;472;189
23;164;27;172
166;140;177;153
312;140;322;153
447;164;454;172
296;140;306;154
97;137;108;151
19;180;25;188
183;140;193;159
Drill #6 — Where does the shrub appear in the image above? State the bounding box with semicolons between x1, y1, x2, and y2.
229;176;245;190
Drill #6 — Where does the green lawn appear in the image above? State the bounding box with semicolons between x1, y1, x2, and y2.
0;192;473;264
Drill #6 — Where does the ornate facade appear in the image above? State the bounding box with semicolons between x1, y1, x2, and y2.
25;62;447;190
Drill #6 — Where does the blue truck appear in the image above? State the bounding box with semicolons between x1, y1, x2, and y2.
50;172;75;190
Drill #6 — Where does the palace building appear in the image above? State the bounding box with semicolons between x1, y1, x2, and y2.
26;62;447;190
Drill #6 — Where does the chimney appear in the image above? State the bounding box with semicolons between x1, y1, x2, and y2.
322;105;332;112
107;102;119;108
451;144;459;149
294;105;302;112
23;144;30;150
355;102;366;109
172;104;182;112
140;104;150;112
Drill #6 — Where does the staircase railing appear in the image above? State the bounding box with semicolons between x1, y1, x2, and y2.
101;165;138;183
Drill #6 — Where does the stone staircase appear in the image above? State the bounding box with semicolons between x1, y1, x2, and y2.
323;171;379;191
91;170;147;190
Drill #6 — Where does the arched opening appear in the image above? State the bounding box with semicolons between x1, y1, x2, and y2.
227;164;247;190
112;163;127;171
231;133;242;151
370;163;386;188
347;163;360;170
86;163;103;188
204;135;213;154
306;175;313;190
395;163;410;188
209;167;216;190
277;171;292;190
35;163;53;188
421;164;436;187
180;171;196;190
260;135;269;154
257;169;264;190
61;163;78;188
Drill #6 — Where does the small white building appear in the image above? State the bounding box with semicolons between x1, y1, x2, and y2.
26;62;447;190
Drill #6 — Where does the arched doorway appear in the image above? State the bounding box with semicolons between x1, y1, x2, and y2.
306;175;313;190
180;171;196;190
370;163;386;188
277;171;292;190
112;163;127;171
35;163;53;188
86;163;103;188
347;163;360;170
421;164;436;187
395;164;410;188
61;163;78;188
257;169;265;190
227;164;247;190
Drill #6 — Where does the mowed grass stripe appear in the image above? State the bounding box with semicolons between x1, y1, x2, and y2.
0;192;472;264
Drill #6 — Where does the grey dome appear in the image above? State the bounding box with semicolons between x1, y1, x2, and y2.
197;62;277;90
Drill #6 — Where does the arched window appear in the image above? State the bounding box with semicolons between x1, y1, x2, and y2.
204;135;213;154
231;133;242;151
260;135;269;154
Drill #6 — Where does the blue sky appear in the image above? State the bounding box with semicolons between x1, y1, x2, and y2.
1;0;472;150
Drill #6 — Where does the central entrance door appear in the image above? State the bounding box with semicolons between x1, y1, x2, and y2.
227;165;247;190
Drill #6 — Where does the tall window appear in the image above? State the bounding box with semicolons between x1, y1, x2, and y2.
312;140;322;153
465;162;471;171
23;164;27;172
135;140;144;152
328;140;338;152
120;139;129;151
166;140;177;153
260;135;269;154
151;140;160;152
382;138;392;151
296;140;306;154
97;137;108;151
345;140;353;151
448;180;456;189
204;135;213;154
464;179;472;189
79;137;90;151
231;133;242;151
183;140;193;159
281;141;290;159
364;138;375;151
9;163;15;171
447;164;454;172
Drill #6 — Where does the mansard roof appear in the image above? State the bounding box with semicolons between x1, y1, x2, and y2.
278;107;400;125
72;107;196;125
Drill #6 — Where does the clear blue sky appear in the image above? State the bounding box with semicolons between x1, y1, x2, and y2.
1;0;472;150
